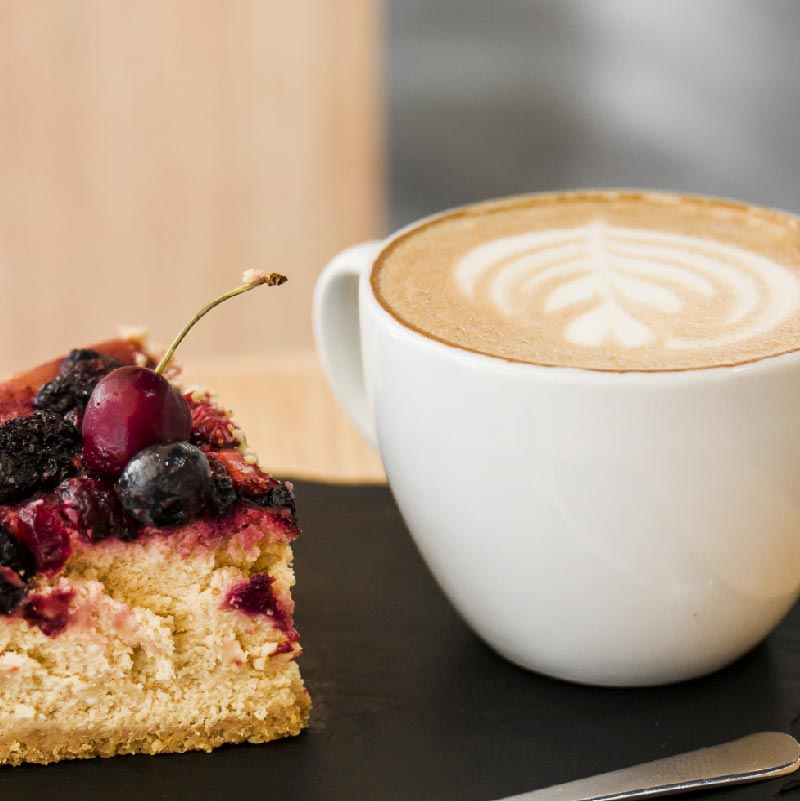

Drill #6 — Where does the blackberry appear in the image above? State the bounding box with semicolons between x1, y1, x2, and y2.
186;398;242;449
207;455;237;517
0;411;80;504
34;349;123;420
118;442;213;528
249;480;297;524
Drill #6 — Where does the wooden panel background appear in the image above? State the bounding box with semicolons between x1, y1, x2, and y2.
0;0;384;374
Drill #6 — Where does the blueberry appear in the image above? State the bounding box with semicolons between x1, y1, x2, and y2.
35;349;123;420
0;411;80;504
118;442;212;528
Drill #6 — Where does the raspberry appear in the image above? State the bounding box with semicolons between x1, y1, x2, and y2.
34;349;123;422
0;411;80;504
185;394;241;449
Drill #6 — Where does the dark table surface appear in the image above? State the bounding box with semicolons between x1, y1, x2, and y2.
2;480;800;801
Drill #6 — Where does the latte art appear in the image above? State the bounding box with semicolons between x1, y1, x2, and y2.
372;192;800;371
455;221;800;351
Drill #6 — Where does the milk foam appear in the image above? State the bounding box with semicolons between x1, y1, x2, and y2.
455;220;800;350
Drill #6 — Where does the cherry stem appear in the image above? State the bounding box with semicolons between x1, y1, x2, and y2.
155;272;287;375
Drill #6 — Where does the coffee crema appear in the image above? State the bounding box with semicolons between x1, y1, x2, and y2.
371;191;800;371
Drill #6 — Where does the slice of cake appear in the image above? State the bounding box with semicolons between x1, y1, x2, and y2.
0;335;310;765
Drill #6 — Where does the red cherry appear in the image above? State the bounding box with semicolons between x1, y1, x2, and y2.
82;272;287;477
81;366;191;476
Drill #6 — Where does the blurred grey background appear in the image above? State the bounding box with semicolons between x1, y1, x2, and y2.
387;0;800;229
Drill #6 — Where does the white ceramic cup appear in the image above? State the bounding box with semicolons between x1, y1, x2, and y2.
312;202;800;687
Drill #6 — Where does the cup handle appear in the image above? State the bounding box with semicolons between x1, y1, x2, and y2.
313;241;382;450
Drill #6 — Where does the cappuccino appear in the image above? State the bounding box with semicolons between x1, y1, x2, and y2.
371;191;800;371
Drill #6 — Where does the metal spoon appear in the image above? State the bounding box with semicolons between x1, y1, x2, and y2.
500;731;800;801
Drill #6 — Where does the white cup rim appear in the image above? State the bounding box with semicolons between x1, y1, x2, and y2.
365;188;800;384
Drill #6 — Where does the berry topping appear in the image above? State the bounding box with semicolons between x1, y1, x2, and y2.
0;411;80;504
257;480;297;523
34;349;123;423
81;366;192;476
185;393;241;449
211;450;274;495
118;442;213;527
58;477;132;543
0;522;36;582
211;450;297;523
207;455;237;517
82;272;286;476
15;498;73;574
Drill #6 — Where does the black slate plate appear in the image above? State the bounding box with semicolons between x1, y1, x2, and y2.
2;480;800;801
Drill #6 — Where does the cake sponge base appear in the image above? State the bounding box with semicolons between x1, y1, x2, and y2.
0;661;309;766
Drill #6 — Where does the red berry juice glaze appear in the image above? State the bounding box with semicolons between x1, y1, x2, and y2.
146;501;298;559
0;340;300;637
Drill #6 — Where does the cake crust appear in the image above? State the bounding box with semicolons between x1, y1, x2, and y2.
0;662;309;766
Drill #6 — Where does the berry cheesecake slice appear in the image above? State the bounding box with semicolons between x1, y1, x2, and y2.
0;335;310;765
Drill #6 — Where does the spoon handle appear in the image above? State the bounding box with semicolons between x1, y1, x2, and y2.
502;731;800;801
